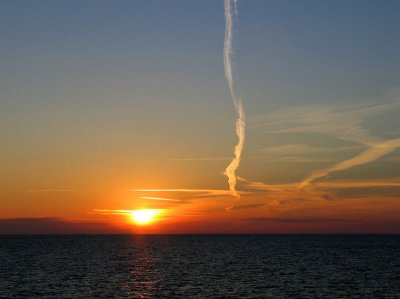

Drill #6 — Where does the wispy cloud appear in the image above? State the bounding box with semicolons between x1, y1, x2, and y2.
226;203;264;211
301;138;400;187
260;144;360;155
316;179;400;189
257;144;361;164
139;196;181;202
238;177;298;193
91;209;134;215
243;177;400;193
131;188;238;197
170;157;231;161
264;157;332;163
252;100;400;146
250;99;400;190
27;189;76;193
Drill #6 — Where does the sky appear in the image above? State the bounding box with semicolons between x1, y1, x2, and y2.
1;0;400;234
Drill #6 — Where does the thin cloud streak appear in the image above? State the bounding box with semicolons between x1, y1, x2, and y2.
171;157;231;161
27;189;76;192
132;188;237;197
260;144;361;155
92;209;134;215
317;180;400;189
264;157;332;163
140;196;181;202
301;139;400;187
243;177;400;192
252;101;400;146
226;203;265;211
133;188;228;193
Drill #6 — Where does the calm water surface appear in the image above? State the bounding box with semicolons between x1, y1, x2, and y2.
0;235;399;298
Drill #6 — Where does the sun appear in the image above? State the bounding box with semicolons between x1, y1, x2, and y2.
130;209;159;225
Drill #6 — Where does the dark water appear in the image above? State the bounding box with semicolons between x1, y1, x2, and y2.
1;235;399;298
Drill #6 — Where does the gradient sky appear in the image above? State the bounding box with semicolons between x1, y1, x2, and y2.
1;0;400;233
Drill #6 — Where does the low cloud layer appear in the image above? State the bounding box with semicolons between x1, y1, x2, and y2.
0;218;127;234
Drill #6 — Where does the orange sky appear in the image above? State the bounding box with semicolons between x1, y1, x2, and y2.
1;1;400;234
1;180;400;234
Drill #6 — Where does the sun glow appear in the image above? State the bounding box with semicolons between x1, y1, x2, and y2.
130;209;159;225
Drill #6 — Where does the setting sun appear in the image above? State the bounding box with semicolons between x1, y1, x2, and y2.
130;209;159;226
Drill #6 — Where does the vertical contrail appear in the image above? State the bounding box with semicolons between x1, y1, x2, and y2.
224;0;245;198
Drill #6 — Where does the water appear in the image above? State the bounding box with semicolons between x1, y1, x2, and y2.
1;235;399;298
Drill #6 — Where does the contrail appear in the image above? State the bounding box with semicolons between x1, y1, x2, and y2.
301;138;400;187
224;0;245;197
